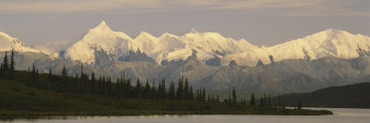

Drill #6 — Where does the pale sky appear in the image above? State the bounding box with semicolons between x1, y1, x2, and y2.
0;0;369;49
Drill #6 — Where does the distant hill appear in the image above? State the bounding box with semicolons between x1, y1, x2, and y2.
277;82;370;108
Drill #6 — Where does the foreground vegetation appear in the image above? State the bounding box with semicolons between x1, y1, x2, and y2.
0;51;332;119
277;82;370;108
0;77;332;119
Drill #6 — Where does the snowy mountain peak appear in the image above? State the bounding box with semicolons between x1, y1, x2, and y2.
92;21;110;31
136;31;156;39
0;31;40;53
311;29;348;38
64;21;133;64
190;28;199;33
160;32;178;39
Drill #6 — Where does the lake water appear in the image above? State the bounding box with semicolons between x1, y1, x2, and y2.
3;108;370;123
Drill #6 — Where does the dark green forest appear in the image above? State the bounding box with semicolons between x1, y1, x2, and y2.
277;82;370;108
0;51;332;119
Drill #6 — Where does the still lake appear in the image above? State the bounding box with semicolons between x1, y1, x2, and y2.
4;108;370;123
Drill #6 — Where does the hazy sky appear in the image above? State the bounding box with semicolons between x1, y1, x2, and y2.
0;0;369;48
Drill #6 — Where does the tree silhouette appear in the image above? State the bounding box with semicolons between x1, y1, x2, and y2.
9;50;15;79
62;65;67;77
250;93;256;106
143;79;151;98
169;81;176;99
2;52;9;70
232;89;237;104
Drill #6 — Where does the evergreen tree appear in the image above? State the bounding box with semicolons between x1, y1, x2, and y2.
91;72;96;94
107;76;112;95
150;81;156;99
134;78;142;98
157;79;166;99
143;79;151;98
278;96;282;108
228;93;232;104
2;52;9;70
0;63;3;78
207;94;211;102
259;97;264;106
263;93;267;106
232;89;237;104
189;86;194;100
216;95;220;103
202;87;206;102
80;64;84;77
184;78;189;99
62;65;67;77
297;102;302;110
48;68;52;81
169;81;176;99
9;50;15;79
268;95;271;106
250;93;256;106
176;77;184;99
31;63;37;85
10;50;15;71
196;89;200;101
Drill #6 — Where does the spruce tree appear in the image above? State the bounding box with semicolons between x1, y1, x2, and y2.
62;65;67;77
196;89;200;101
9;50;15;79
143;79;151;98
232;89;237;104
91;72;96;94
184;78;189;99
268;95;271;106
3;52;9;70
250;93;256;106
0;64;3;78
259;97;264;106
157;79;166;99
169;81;175;99
150;81;156;99
48;68;52;81
31;63;37;85
297;102;302;110
202;87;206;102
263;93;267;106
278;96;282;108
10;50;15;71
176;78;184;99
189;86;194;100
228;93;232;104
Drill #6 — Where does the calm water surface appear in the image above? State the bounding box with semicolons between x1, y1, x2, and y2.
3;108;370;123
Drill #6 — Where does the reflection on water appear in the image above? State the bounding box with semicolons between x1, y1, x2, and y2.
3;108;370;123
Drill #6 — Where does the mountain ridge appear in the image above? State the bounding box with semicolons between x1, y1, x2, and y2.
1;21;368;67
60;21;370;66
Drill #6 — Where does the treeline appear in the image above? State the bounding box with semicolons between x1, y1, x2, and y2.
0;51;217;102
247;93;301;109
33;65;210;101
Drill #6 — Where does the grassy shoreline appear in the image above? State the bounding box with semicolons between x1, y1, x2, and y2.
0;108;333;120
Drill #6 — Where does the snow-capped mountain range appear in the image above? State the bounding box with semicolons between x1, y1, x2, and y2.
1;20;369;66
62;21;370;66
1;21;369;92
